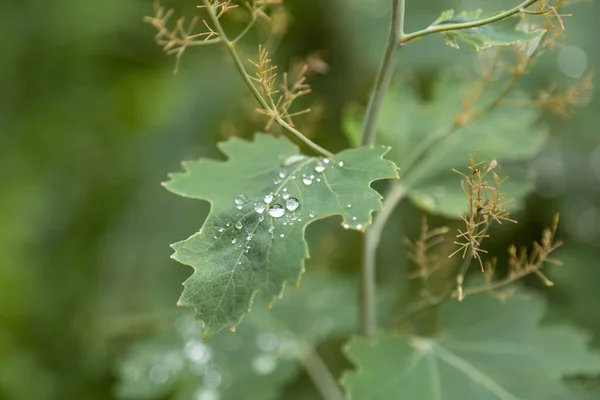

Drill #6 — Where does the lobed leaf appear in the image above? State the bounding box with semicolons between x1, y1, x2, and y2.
164;133;398;336
342;292;600;400
345;75;546;217
431;9;544;50
116;274;359;400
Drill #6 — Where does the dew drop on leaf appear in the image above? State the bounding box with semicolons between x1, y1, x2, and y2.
235;221;243;230
282;192;290;200
278;171;287;179
254;203;266;214
264;193;275;204
282;154;307;166
268;204;285;218
268;226;275;233
347;204;352;208
234;195;249;206
302;176;313;186
286;197;300;211
218;227;224;233
231;238;237;244
309;211;316;218
315;164;326;173
352;217;357;221
343;224;349;229
338;161;344;167
357;224;363;230
323;158;330;164
280;233;285;238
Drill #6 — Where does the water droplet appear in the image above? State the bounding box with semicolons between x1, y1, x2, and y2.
264;193;275;204
280;233;285;238
343;224;349;229
347;204;352;208
279;171;287;179
316;178;321;182
302;177;313;186
352;216;357;221
213;235;218;239
282;192;290;200
323;158;330;164
338;161;344;167
283;221;288;226
247;234;253;240
235;221;243;230
255;203;266;214
309;211;316;218
268;204;285;218
236;205;243;210
226;223;231;227
273;178;282;185
357;224;363;230
286;197;300;211
252;354;277;375
291;175;296;179
238;261;242;265
218;227;224;233
283;188;288;192
297;218;302;222
282;154;307;166
268;226;275;233
234;195;249;206
315;164;326;173
310;175;315;179
231;238;237;244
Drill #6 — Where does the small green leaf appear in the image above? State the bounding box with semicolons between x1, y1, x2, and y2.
344;75;546;217
116;274;359;400
342;292;600;400
164;133;398;336
431;9;544;50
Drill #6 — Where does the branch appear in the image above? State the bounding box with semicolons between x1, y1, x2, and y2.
360;0;405;146
400;0;540;44
202;0;333;157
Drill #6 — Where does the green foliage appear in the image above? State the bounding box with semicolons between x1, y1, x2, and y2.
342;291;600;400
164;134;398;336
345;75;546;217
431;10;544;50
116;274;357;400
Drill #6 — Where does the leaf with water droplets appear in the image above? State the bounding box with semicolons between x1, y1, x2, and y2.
430;9;544;51
116;274;359;400
342;291;600;400
345;74;546;217
164;133;398;336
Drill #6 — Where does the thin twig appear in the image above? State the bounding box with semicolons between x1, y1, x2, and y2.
400;0;540;44
201;0;332;157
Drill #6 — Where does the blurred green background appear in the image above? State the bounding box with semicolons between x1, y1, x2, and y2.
1;0;598;399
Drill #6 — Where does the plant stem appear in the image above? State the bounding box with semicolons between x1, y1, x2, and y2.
299;343;345;400
400;0;540;44
360;0;405;146
360;183;407;338
202;0;333;157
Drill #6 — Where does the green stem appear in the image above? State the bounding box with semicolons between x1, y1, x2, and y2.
360;0;405;146
299;343;345;400
361;183;407;338
400;0;539;43
202;0;333;158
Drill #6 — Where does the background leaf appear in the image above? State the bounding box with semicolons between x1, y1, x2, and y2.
116;274;357;400
431;10;544;50
345;75;546;217
342;291;600;400
164;133;398;336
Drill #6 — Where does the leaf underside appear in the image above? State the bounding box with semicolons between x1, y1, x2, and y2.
164;133;398;336
432;9;545;50
342;292;600;400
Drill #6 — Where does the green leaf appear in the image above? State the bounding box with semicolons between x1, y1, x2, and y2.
164;133;398;336
431;10;544;50
342;292;600;400
344;75;546;217
116;274;358;400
